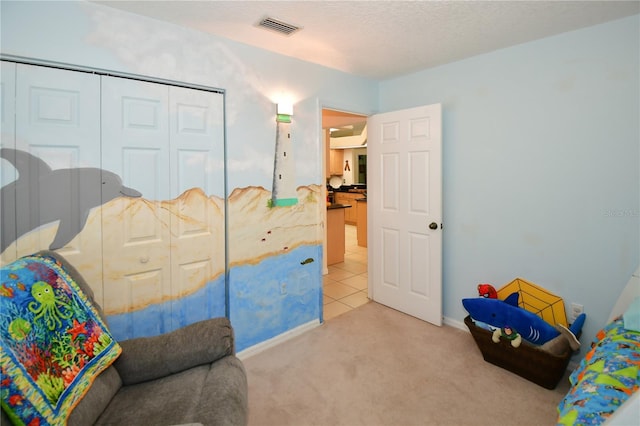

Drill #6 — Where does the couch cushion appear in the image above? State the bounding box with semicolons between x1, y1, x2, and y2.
95;365;211;425
0;253;121;425
96;358;247;426
115;317;233;385
196;356;248;426
67;366;122;426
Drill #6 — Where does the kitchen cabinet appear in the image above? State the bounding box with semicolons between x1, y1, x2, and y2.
327;205;348;265
325;129;345;178
334;192;359;225
357;199;367;247
329;149;344;176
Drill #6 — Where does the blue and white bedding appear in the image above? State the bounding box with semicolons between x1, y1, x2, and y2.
556;298;640;425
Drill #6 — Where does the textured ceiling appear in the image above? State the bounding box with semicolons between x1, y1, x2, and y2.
93;1;639;80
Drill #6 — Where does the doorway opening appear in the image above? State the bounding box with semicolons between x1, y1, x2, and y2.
321;108;369;321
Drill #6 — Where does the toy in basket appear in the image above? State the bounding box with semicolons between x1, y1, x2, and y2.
462;279;586;389
497;277;569;328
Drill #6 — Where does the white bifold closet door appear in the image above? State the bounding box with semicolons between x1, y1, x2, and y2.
101;76;225;336
0;61;225;338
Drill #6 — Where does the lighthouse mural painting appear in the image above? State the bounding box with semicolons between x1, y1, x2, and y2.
227;100;323;351
271;104;298;207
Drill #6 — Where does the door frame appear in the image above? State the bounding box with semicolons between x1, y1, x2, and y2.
320;106;369;271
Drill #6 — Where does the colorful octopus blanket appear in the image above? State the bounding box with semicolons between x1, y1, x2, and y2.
0;253;121;425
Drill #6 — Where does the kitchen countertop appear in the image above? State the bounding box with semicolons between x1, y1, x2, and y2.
328;185;366;194
327;203;352;210
332;189;367;194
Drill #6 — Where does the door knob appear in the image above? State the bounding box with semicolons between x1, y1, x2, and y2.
429;222;438;230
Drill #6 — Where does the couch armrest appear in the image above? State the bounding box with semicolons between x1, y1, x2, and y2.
114;317;234;386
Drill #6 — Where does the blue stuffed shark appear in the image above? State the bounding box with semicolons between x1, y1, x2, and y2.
462;293;586;346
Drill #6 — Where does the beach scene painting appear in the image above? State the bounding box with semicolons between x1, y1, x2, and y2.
1;105;323;351
0;181;323;348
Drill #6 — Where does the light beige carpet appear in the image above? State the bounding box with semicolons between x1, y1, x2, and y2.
243;302;571;426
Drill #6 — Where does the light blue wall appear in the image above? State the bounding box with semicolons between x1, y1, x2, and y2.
3;1;638;355
0;1;378;192
379;15;640;354
1;0;377;350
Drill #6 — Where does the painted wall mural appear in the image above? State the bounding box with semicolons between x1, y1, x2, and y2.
229;107;322;351
1;150;323;348
1;2;334;353
227;185;322;351
0;61;323;351
271;107;298;207
0;148;141;252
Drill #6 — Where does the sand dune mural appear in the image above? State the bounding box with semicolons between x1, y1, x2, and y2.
228;185;322;266
1;183;323;342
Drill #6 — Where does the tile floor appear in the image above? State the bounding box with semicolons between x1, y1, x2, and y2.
323;224;370;321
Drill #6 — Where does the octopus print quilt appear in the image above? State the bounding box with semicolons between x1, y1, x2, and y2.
0;253;121;425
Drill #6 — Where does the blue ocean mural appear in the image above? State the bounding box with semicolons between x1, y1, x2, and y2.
230;244;322;351
107;275;226;341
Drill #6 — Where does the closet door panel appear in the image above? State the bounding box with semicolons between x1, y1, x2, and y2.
101;76;171;337
1;61;17;262
168;86;225;328
12;65;102;296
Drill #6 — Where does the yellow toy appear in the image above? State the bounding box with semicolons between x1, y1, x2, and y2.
497;278;568;328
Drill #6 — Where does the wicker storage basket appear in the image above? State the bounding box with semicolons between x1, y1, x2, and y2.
464;315;572;389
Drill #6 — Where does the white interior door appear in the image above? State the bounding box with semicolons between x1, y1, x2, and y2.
368;104;442;325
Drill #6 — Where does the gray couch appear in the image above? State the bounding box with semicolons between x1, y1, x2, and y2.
1;251;248;426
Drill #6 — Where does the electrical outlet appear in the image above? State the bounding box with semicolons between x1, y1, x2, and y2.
571;303;584;321
280;282;287;295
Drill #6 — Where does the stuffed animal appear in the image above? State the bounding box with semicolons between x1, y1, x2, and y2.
492;325;522;347
463;294;586;346
477;283;497;299
539;324;581;355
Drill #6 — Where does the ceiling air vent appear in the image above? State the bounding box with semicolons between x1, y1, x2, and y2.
257;17;301;36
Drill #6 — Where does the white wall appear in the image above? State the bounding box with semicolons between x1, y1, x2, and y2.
379;15;640;355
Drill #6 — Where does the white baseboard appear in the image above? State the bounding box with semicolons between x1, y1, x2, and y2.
443;315;467;331
237;319;321;360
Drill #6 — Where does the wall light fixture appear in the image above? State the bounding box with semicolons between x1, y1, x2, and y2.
277;103;293;123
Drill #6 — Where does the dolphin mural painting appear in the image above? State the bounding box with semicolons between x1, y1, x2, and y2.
1;148;142;251
462;295;586;346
